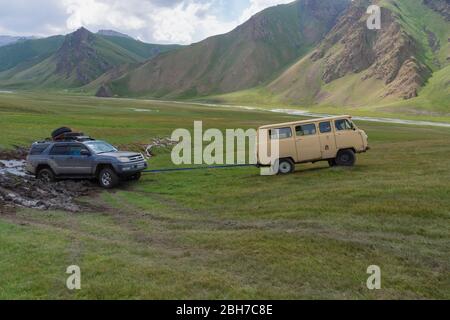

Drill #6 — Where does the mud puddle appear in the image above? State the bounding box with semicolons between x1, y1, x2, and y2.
0;148;98;213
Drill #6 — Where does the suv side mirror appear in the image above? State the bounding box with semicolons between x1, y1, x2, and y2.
80;150;91;156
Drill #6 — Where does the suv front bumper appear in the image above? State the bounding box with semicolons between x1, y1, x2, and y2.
115;161;148;176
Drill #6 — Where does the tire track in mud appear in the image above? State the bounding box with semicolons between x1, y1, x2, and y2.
87;192;191;256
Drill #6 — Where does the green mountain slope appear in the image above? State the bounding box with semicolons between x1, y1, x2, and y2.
106;0;351;98
265;0;450;108
98;35;181;61
0;36;65;72
0;28;179;89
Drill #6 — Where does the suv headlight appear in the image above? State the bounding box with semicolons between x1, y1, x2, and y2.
118;157;131;163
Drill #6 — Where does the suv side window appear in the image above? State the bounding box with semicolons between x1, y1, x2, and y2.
270;127;292;140
68;145;89;156
319;122;332;134
30;144;49;155
50;145;70;156
296;124;317;136
335;119;354;131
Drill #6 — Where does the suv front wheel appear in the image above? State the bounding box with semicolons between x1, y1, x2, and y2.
98;168;119;189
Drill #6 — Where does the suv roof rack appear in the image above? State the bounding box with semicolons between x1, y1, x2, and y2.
53;131;95;142
57;136;95;142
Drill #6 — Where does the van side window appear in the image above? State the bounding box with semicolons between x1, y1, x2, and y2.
270;127;292;140
335;119;354;131
319;122;332;133
296;124;317;136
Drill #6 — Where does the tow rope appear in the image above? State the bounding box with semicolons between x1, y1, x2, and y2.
143;164;256;174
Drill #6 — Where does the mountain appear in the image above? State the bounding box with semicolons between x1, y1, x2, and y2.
98;34;181;61
0;0;447;111
104;0;350;98
0;36;65;73
0;36;36;47
262;0;450;107
0;28;180;89
97;30;133;39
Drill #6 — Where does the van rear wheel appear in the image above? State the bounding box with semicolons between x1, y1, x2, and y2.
278;159;295;175
336;149;356;167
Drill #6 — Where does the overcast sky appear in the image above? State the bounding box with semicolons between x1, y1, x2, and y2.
0;0;293;44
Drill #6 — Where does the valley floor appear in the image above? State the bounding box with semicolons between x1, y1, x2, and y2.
0;92;449;299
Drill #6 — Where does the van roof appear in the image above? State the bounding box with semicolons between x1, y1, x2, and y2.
258;115;352;130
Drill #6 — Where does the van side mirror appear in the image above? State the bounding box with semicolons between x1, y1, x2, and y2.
80;150;91;156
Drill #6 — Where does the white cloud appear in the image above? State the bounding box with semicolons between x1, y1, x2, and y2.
239;0;293;23
63;0;148;33
150;2;235;44
0;0;296;44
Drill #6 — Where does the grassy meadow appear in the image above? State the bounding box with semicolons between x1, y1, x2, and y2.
0;91;449;299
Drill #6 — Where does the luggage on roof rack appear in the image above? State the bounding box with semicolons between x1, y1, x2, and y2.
51;127;94;142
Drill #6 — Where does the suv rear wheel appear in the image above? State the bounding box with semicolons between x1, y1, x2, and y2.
37;168;56;183
98;168;119;189
336;149;356;167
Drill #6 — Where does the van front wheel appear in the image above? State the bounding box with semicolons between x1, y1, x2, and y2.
278;159;295;175
336;150;356;167
328;159;337;167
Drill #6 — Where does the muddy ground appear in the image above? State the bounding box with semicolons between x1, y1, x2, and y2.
0;147;98;213
0;140;171;213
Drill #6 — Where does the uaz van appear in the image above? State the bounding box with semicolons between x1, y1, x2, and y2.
257;116;370;174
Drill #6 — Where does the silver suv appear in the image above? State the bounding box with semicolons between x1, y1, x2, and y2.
26;140;148;188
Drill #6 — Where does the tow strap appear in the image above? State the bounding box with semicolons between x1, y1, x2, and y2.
143;164;256;174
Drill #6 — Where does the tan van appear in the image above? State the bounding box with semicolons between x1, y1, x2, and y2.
257;116;369;174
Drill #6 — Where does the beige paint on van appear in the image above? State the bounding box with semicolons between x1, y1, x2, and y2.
257;116;369;173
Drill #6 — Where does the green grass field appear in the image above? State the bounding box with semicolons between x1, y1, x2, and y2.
0;92;449;299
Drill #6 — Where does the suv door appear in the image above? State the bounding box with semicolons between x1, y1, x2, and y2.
49;144;71;175
66;144;94;175
334;119;364;151
318;121;337;159
295;124;322;162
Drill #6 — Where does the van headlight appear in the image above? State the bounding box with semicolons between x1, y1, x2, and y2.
118;157;131;163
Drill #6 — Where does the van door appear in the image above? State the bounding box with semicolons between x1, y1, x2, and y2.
268;127;297;162
295;124;322;162
318;121;337;159
334;119;363;151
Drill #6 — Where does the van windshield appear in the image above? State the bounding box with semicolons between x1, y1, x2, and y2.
85;141;117;154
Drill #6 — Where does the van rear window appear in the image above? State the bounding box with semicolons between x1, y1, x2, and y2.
296;124;317;136
270;127;292;140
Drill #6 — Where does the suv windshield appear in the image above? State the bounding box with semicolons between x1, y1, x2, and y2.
85;141;117;154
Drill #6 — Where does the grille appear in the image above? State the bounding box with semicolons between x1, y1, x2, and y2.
128;154;144;162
